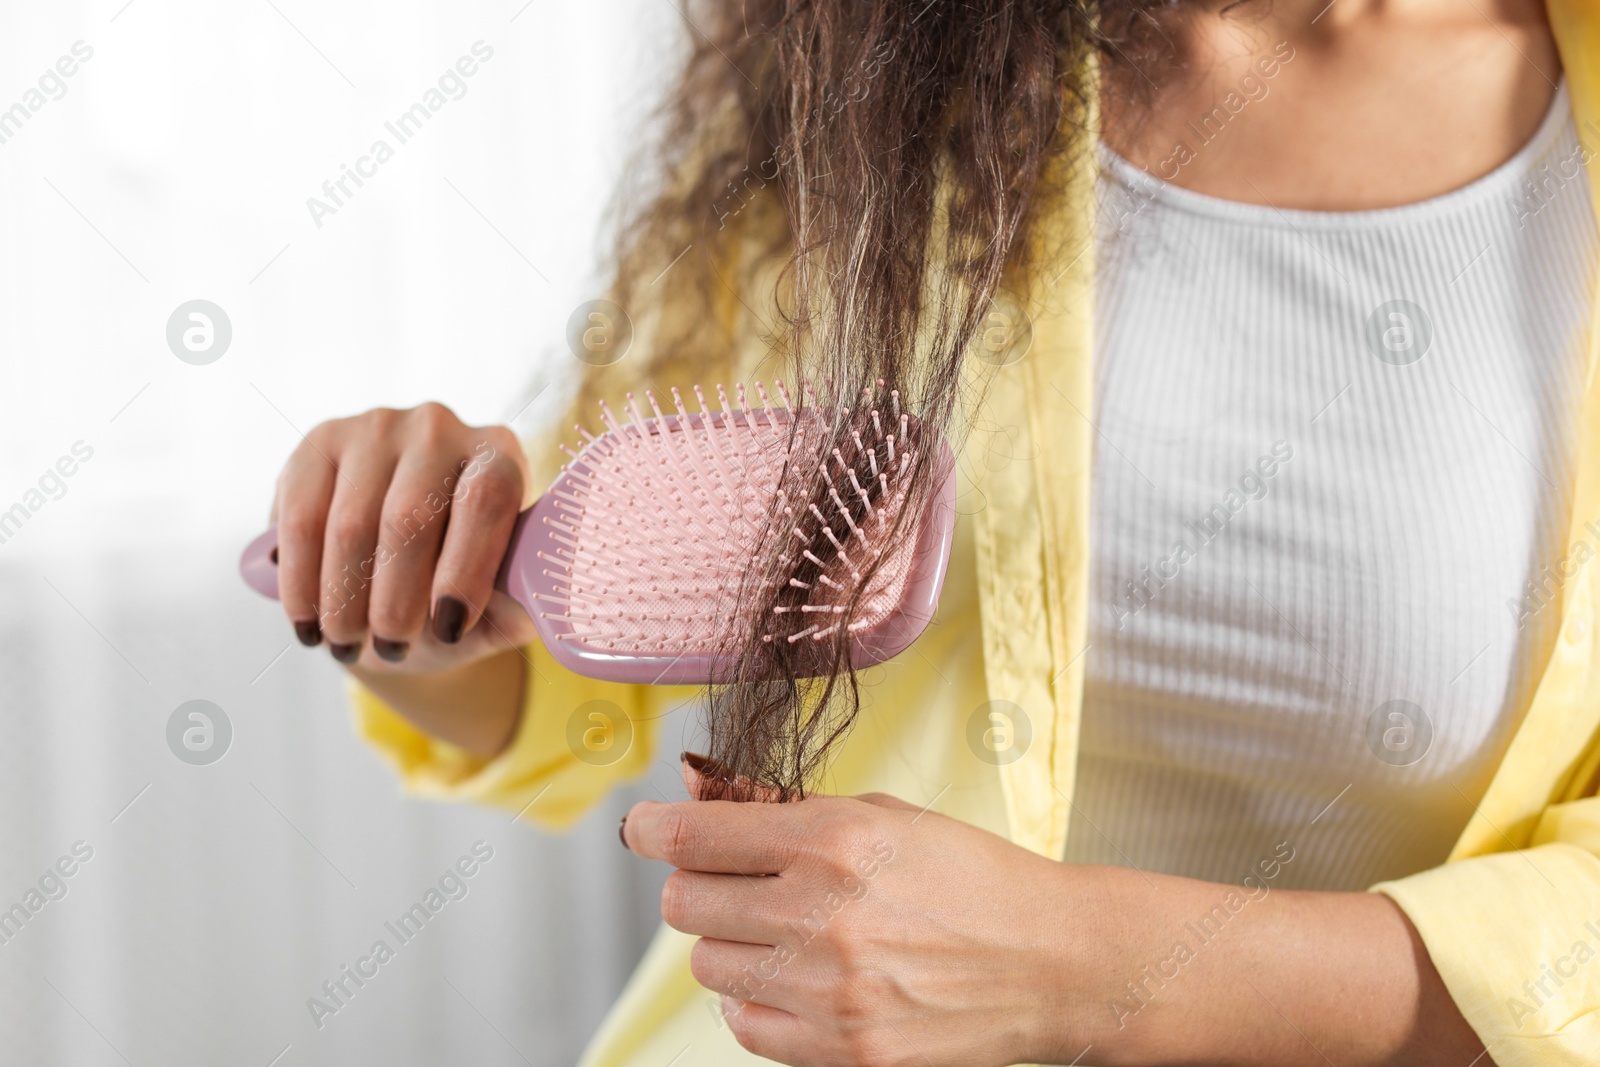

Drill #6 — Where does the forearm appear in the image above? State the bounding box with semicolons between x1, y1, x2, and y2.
346;647;525;759
1050;866;1489;1066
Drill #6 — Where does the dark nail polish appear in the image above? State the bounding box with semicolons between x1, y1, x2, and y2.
293;618;322;647
618;814;629;850
681;751;724;777
682;751;740;801
329;642;361;665
372;637;409;663
433;596;467;644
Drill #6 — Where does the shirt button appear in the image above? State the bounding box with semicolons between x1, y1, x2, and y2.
1570;617;1589;644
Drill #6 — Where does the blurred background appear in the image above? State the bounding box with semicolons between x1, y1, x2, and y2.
0;2;699;1063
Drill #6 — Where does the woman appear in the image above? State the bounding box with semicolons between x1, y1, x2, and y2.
267;0;1600;1063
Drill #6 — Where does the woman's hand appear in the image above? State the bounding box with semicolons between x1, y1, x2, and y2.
269;403;539;757
622;760;1492;1067
621;767;1105;1067
271;402;533;670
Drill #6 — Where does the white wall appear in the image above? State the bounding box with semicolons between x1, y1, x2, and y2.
0;3;699;1063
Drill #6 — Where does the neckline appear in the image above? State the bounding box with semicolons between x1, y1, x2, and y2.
1098;79;1571;231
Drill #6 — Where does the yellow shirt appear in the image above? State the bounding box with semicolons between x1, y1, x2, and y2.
354;4;1600;1062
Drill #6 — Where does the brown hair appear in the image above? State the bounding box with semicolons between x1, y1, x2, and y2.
594;0;1174;799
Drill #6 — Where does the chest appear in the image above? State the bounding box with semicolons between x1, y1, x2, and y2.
1069;125;1595;884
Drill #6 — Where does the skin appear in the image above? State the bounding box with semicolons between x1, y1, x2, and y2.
269;403;533;757
1102;0;1560;210
621;762;1484;1066
271;0;1556;1060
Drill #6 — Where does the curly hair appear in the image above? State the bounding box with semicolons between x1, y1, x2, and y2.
593;0;1183;799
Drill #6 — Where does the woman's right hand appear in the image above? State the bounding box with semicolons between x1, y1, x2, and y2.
270;402;538;674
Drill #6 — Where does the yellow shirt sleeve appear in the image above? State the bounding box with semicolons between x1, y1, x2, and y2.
351;638;702;830
1372;797;1600;1067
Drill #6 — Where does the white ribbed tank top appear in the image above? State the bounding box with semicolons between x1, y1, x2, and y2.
1065;80;1596;890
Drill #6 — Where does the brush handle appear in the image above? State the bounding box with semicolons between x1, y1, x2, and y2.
237;506;536;603
237;527;280;598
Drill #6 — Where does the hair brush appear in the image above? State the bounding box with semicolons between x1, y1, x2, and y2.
240;382;956;685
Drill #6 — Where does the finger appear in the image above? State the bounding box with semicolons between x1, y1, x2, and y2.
622;799;799;874
661;868;792;944
364;452;455;660
274;440;338;646
430;428;524;644
318;451;399;655
680;752;782;803
718;995;808;1065
691;937;808;1012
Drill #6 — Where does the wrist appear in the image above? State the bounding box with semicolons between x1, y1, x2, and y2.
1019;861;1149;1066
348;647;526;758
1026;862;1246;1067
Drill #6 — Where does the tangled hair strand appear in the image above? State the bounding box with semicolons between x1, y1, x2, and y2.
593;0;1180;800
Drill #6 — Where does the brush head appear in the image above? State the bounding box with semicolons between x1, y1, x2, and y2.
503;382;955;684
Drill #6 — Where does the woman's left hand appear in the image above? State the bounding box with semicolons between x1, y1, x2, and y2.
620;765;1118;1066
623;758;1494;1067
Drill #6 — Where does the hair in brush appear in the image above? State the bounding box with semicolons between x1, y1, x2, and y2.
595;0;1180;800
692;379;937;800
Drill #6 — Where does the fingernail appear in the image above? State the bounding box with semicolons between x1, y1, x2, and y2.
681;751;725;777
433;596;467;644
293;618;322;647
618;814;629;850
329;642;361;664
372;637;409;663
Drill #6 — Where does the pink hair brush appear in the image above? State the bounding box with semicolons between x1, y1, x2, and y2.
240;382;956;685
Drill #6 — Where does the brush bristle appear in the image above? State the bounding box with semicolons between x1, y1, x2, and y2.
531;381;922;658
